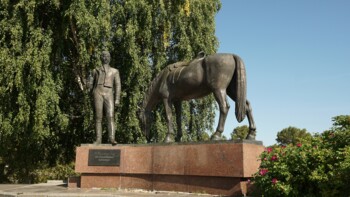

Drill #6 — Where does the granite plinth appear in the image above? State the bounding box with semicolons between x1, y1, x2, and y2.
73;140;264;196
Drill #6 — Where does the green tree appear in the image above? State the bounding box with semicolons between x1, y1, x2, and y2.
0;0;68;183
276;126;312;145
110;0;221;143
331;115;350;131
230;125;249;140
0;0;221;183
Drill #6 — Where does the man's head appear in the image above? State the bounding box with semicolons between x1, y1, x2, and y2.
101;51;111;64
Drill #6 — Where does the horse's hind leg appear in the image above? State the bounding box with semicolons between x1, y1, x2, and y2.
245;100;256;140
211;89;230;140
227;89;257;140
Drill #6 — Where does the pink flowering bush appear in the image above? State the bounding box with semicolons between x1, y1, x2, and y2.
253;116;350;196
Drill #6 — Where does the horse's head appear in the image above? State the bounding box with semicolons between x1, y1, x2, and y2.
138;109;151;140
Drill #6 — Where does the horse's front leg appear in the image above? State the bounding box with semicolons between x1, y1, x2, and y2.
163;98;175;143
245;100;256;140
174;101;182;142
211;90;230;140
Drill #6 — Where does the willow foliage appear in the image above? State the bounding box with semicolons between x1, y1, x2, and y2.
0;0;220;182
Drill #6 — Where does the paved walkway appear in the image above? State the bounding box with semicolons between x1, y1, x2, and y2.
0;181;217;197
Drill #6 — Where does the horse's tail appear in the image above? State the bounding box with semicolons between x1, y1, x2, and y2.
232;54;247;122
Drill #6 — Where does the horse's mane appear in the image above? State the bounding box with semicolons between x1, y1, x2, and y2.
141;68;167;111
141;58;193;111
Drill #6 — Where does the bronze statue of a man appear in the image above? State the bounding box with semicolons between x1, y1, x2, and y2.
90;51;121;145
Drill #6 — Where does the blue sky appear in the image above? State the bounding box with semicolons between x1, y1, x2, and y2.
215;0;350;146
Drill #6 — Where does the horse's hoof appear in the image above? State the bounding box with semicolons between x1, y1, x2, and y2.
110;140;117;146
210;132;222;141
245;134;256;140
163;135;174;143
245;129;256;140
175;135;182;142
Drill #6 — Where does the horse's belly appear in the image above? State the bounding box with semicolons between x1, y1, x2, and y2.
173;83;211;100
182;90;211;100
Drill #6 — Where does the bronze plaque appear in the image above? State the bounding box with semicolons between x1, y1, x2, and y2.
88;149;120;166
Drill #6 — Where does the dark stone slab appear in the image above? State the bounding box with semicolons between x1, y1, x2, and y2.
88;149;120;166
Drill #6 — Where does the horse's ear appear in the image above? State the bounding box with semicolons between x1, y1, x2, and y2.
196;51;206;58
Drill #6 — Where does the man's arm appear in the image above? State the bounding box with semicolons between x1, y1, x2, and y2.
114;69;121;105
87;69;96;92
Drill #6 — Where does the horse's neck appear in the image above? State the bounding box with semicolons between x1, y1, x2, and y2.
142;78;162;112
142;95;158;112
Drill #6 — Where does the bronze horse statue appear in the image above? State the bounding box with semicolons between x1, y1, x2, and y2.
139;53;256;142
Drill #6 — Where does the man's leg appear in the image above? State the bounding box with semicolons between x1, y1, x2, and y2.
105;95;117;145
94;91;103;144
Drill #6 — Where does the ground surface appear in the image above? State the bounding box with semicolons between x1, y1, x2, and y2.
0;181;217;197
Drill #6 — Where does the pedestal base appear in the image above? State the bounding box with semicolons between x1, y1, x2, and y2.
73;140;264;196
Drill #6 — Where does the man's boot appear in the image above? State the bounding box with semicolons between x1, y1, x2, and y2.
94;121;102;145
108;118;117;146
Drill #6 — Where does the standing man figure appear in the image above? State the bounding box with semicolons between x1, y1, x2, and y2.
90;51;121;145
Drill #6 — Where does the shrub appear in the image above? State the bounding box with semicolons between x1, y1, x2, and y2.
30;162;78;183
254;125;350;196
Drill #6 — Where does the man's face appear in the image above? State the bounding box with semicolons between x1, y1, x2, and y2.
101;52;110;64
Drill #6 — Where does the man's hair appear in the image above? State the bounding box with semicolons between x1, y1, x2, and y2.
102;51;110;58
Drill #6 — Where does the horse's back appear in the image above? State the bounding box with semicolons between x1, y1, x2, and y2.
204;53;236;89
205;53;235;65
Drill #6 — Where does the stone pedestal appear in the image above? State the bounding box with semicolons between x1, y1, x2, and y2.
73;140;264;196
